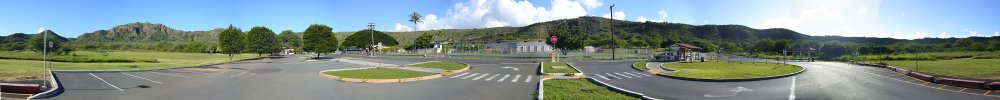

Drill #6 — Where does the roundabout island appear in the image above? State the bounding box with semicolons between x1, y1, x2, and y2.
658;61;805;81
320;61;470;83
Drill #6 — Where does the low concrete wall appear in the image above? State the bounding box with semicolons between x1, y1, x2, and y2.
989;82;1000;90
907;72;935;83
936;77;987;89
1;83;41;94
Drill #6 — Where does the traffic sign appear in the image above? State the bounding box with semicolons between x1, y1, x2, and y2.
550;36;558;43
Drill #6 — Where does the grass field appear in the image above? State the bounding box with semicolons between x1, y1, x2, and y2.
884;58;1000;80
838;51;1000;61
408;61;468;70
633;61;650;71
543;62;580;73
661;61;802;79
0;51;158;63
0;51;258;81
322;68;436;79
543;79;639;100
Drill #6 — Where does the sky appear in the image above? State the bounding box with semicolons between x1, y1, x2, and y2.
0;0;998;40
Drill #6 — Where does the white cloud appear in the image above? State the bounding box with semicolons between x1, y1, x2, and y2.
858;6;868;15
753;1;889;38
635;16;663;22
37;28;46;33
966;29;979;37
658;10;669;19
392;23;413;32
600;11;626;20
995;31;999;36
413;0;601;31
939;32;949;38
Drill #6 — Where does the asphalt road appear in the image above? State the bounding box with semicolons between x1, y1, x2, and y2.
38;55;543;100
571;58;1000;100
32;54;1000;100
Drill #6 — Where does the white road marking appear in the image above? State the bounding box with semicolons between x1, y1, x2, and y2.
230;72;247;78
461;73;480;79
631;72;652;76
472;73;490;80
501;67;520;71
594;74;610;80
449;73;469;78
497;74;511;82
623;72;642;78
789;76;797;100
525;75;533;82
604;73;621;79
485;74;500;81
90;73;123;91
615;72;632;78
122;72;162;84
149;71;191;78
511;75;521;82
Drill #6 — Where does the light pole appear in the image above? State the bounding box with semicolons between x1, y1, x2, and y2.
41;30;48;90
368;22;375;56
609;4;615;60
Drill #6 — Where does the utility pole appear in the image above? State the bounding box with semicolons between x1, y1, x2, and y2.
368;22;376;57
610;4;616;60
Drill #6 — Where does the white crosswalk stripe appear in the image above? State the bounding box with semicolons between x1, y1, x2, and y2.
623;72;642;78
485;74;500;81
511;75;521;82
472;73;490;80
497;74;511;82
525;75;533;82
615;72;633;78
604;73;621;79
594;74;610;80
461;73;479;79
449;73;469;78
631;72;652;76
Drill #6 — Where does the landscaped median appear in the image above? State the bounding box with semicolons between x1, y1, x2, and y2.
632;61;650;71
540;62;584;78
542;79;640;100
658;61;804;82
320;61;471;83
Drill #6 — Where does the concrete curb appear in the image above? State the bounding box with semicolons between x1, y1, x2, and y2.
537;78;548;100
655;65;806;82
586;78;659;100
26;56;264;99
857;64;999;90
630;62;657;74
539;62;584;78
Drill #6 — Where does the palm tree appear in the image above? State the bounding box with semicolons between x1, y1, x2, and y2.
408;12;423;31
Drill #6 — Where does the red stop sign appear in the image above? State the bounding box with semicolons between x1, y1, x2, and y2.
550;36;558;43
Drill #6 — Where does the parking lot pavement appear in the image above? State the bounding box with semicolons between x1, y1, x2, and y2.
39;56;545;100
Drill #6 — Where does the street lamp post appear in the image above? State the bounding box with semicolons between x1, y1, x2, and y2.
368;22;375;56
609;4;615;60
41;30;48;90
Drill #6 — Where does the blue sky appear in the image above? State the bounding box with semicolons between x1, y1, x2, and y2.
1;0;998;39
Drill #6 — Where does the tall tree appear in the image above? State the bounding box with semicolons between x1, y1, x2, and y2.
245;26;279;56
218;25;244;61
302;24;338;58
409;33;434;49
277;30;301;49
409;12;422;31
341;29;398;48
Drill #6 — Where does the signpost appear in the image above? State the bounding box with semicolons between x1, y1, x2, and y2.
550;36;558;62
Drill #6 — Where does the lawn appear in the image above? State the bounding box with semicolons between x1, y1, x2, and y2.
0;51;259;81
661;61;803;79
543;62;580;73
632;61;650;71
322;68;436;79
884;58;1000;80
543;79;639;100
408;61;468;70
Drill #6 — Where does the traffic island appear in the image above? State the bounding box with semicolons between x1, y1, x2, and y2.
320;67;441;83
540;62;584;78
541;79;641;100
407;61;471;75
658;61;804;82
